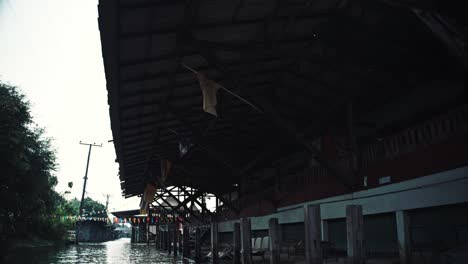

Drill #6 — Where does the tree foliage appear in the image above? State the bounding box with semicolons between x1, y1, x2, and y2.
0;82;95;242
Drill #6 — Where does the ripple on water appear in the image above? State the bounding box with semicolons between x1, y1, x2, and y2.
6;238;188;264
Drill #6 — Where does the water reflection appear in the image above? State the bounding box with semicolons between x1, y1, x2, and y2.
6;238;186;264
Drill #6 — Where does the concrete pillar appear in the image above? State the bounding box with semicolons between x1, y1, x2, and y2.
346;205;365;264
211;222;219;264
240;218;252;264
268;218;280;264
396;210;411;264
233;223;241;264
195;227;202;263
173;224;178;256
321;219;329;242
304;205;323;264
183;226;190;257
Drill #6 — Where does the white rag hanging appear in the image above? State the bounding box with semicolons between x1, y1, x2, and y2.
196;72;221;116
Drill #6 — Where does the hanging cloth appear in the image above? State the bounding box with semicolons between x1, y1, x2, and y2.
196;72;221;116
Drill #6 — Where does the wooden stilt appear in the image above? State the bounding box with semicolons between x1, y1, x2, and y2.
146;220;150;245
165;230;170;252
240;218;252;264
168;227;172;254
211;222;219;264
346;205;365;264
183;226;190;257
233;222;241;264
195;227;202;263
179;230;183;253
304;205;323;264
156;221;160;249
174;223;178;256
268;218;280;264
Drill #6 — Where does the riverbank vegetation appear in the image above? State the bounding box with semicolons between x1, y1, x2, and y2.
0;82;106;247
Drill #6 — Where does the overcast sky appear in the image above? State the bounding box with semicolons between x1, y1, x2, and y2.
0;0;139;211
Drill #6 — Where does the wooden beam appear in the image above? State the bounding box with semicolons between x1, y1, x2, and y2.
413;9;467;68
121;11;345;39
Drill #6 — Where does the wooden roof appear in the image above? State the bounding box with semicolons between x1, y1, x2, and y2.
98;0;465;198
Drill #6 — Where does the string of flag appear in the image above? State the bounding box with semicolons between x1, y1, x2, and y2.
55;215;111;223
112;216;183;224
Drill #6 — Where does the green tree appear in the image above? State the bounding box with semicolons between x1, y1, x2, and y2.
0;82;62;240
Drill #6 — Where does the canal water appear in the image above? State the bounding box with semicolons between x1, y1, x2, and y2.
5;238;187;264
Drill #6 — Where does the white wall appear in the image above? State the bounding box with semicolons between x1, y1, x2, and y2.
218;166;468;232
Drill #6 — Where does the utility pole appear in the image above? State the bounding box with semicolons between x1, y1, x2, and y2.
105;194;110;212
76;141;102;243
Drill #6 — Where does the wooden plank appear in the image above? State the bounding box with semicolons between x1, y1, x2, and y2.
211;222;219;264
346;205;365;264
268;218;280;264
304;205;323;264
233;222;241;264
240;218;252;264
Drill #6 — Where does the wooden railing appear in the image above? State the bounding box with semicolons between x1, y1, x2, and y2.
360;104;468;168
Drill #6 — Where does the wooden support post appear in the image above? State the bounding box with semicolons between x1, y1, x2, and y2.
156;221;160;249
268;218;280;264
396;210;411;264
168;227;173;254
162;230;166;250
158;228;162;249
166;230;170;252
211;222;219;264
233;222;241;264
195;227;202;263
146;220;150;245
183;226;190;257
240;218;252;264
304;205;322;264
174;224;178;256
179;230;183;253
346;205;365;264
